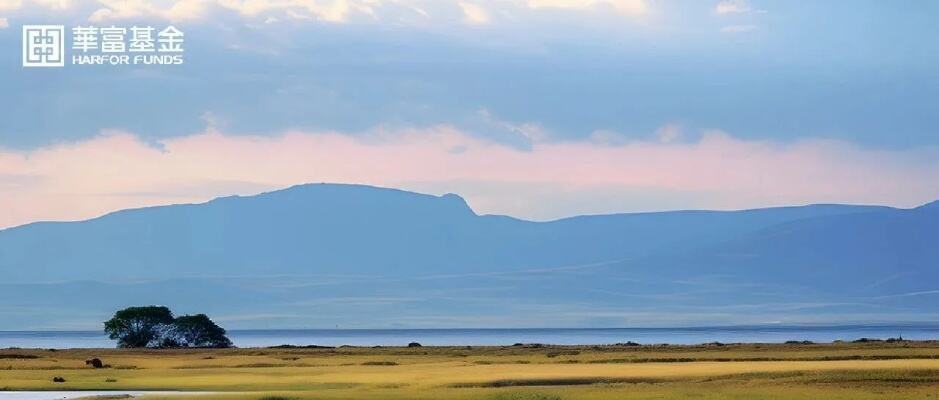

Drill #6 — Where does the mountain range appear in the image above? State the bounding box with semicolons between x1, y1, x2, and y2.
1;183;937;330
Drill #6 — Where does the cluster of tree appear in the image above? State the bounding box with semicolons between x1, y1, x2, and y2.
104;306;233;348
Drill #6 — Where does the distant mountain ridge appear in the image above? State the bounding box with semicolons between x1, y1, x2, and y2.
0;183;897;282
0;183;936;329
918;199;939;209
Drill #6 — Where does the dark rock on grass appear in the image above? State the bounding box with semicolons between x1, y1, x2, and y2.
52;376;66;383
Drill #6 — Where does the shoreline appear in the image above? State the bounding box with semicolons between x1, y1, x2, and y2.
3;337;936;351
3;338;938;352
5;342;939;399
2;325;936;350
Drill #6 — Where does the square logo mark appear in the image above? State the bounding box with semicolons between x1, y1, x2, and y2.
23;25;65;67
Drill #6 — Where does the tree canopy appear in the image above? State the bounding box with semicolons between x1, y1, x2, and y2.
169;314;233;348
104;306;232;348
103;306;175;348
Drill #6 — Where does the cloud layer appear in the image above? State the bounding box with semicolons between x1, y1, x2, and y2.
2;126;938;229
1;0;654;24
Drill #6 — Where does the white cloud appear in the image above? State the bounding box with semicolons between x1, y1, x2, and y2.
216;0;374;23
33;0;70;9
84;0;367;23
0;16;8;27
589;123;683;146
0;0;21;11
715;0;749;14
527;0;647;15
720;24;756;33
0;0;72;13
587;129;627;146
459;1;489;25
89;0;209;22
67;0;652;24
655;123;681;143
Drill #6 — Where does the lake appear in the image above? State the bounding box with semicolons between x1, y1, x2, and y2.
2;325;938;349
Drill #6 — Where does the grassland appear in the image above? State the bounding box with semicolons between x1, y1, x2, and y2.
2;341;939;399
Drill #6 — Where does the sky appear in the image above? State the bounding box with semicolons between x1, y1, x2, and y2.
1;0;939;229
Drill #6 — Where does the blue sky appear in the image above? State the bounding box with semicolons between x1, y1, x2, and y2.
1;0;938;227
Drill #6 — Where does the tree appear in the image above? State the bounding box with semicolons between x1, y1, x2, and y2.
103;306;175;348
169;314;233;348
103;306;233;349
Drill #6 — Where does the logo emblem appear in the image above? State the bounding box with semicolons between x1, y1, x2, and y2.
22;25;65;67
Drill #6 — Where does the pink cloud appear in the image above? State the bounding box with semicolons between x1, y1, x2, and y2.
1;126;938;229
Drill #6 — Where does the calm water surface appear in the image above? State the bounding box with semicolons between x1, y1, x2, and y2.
2;325;937;348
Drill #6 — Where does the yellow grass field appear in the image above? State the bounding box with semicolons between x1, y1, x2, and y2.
3;342;939;399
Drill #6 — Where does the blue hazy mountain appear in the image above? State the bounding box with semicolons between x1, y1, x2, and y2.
0;183;935;329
